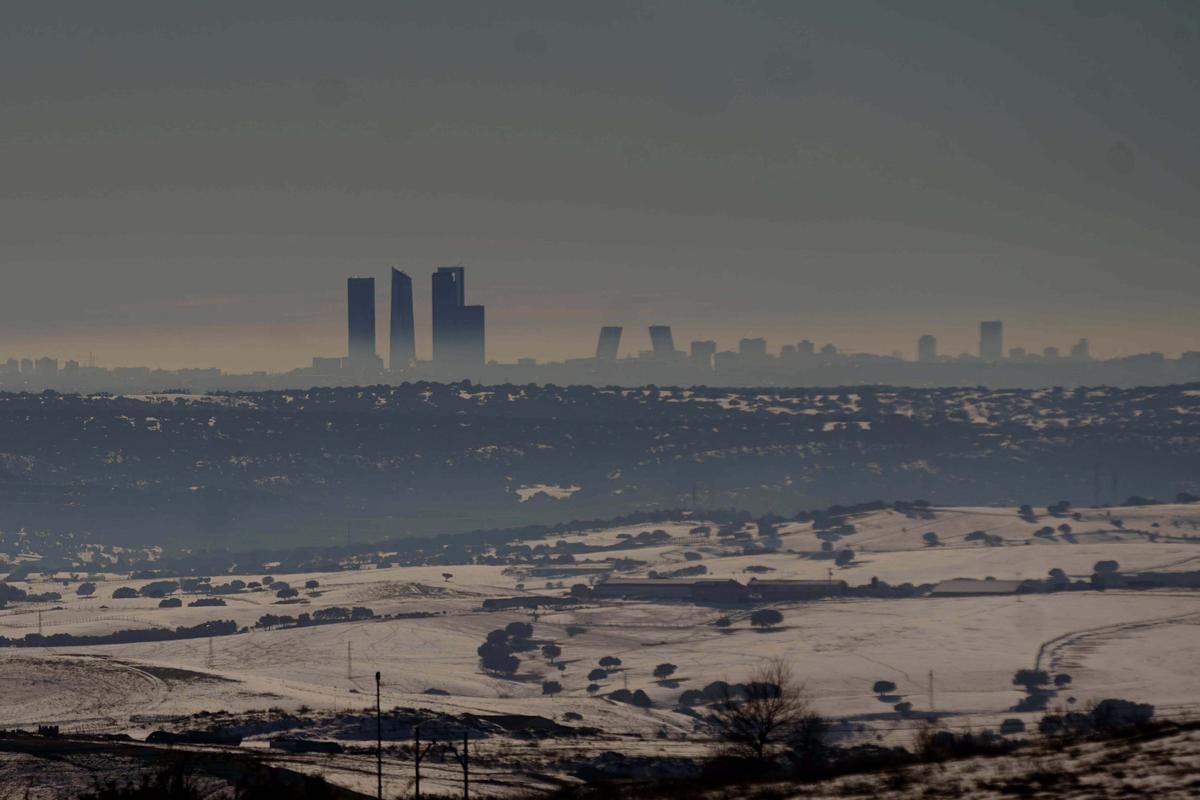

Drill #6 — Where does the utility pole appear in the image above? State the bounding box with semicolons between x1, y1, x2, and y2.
37;610;43;637
928;670;935;712
347;642;352;679
208;636;214;667
445;733;470;800
375;671;382;800
413;726;437;800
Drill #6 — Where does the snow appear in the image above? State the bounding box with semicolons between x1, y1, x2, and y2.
0;502;1197;794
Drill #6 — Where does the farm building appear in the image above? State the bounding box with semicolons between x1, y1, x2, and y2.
747;578;848;601
930;578;1024;597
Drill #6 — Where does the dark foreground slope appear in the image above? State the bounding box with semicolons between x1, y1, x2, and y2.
0;383;1196;548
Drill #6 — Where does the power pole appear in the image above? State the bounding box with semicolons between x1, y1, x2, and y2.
37;610;43;637
413;726;437;800
347;642;352;679
375;671;382;800
928;670;935;712
208;636;214;667
445;733;470;800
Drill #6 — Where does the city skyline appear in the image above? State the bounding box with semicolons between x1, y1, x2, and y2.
0;265;1193;373
2;4;1199;371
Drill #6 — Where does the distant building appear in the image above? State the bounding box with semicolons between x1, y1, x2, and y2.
917;334;937;363
747;578;847;601
979;321;1003;361
592;578;746;604
347;277;377;369
930;578;1024;597
713;350;738;371
63;360;80;376
738;337;767;360
432;266;485;370
596;326;623;362
389;269;415;371
1070;338;1091;361
33;357;58;379
1043;345;1060;360
311;356;345;373
648;325;676;360
689;340;716;370
1009;347;1026;360
798;340;815;356
20;358;33;374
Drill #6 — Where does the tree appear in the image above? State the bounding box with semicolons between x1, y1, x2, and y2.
1012;669;1050;690
76;582;96;597
442;573;453;582
478;643;519;675
542;680;562;696
505;621;534;640
304;580;319;590
711;658;816;762
542;643;562;664
653;663;678;680
749;609;783;629
112;587;138;599
598;655;622;668
588;668;608;682
872;680;897;696
921;531;941;547
1094;560;1120;574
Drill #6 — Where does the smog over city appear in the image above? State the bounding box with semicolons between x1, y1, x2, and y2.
1;3;1198;799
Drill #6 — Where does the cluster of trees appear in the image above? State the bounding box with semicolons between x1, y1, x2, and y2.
0;619;238;648
254;606;375;630
477;621;536;675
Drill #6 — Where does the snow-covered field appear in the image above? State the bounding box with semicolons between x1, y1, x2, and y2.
1;502;1198;796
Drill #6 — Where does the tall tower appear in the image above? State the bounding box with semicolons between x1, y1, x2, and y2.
347;277;377;368
431;267;485;370
389;269;415;371
917;334;937;363
979;321;1003;361
648;325;676;359
596;327;623;362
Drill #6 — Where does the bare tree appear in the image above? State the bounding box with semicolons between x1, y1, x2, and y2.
710;658;817;762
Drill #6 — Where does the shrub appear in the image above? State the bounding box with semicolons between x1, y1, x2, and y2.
750;609;784;629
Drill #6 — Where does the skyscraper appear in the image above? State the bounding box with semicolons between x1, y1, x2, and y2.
431;266;485;370
648;325;676;359
690;340;716;370
738;337;767;360
596;326;623;362
917;334;937;363
347;277;377;369
1070;338;1091;361
389;269;415;371
979;321;1003;361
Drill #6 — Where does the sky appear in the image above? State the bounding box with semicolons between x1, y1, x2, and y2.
1;1;1198;371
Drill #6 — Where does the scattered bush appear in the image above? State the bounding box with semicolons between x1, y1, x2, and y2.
749;609;784;629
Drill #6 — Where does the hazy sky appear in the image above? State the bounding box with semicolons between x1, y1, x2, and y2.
1;1;1198;370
